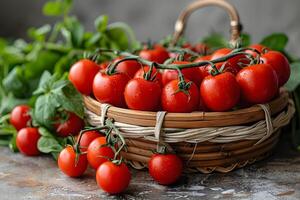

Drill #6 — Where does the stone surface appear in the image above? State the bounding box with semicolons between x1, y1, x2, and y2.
0;135;300;200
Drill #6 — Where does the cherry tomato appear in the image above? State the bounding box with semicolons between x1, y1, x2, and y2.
113;57;141;78
124;78;161;111
16;127;41;156
192;43;209;54
162;61;202;86
78;130;102;152
55;112;85;137
58;146;88;177
200;72;240;112
236;64;278;104
211;48;246;74
148;154;183;185
161;79;199;113
261;51;290;86
139;45;169;64
134;66;162;86
10;105;31;131
194;55;212;78
245;44;270;58
96;161;131;194
93;72;130;108
69;59;100;95
87;137;114;170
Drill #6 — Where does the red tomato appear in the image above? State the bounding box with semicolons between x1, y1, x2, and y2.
124;78;161;111
245;44;270;58
10;105;31;131
96;161;131;194
200;72;240;112
16;127;41;156
55;112;85;137
194;55;212;78
211;48;246;74
236;64;278;104
93;72;130;108
113;57;141;78
58;146;88;177
134;66;162;86
261;51;290;86
161;79;199;113
162;61;202;86
99;62;109;70
78;130;101;152
192;43;209;54
69;59;100;95
148;154;183;185
87;137;114;170
139;45;169;64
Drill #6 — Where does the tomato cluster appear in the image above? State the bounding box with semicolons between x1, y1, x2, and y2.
70;44;290;113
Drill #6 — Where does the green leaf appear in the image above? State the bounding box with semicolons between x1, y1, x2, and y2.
38;136;63;153
33;71;52;95
28;25;51;42
95;15;109;33
260;33;288;51
201;33;228;50
43;0;73;17
285;62;300;91
61;17;85;48
240;33;251;47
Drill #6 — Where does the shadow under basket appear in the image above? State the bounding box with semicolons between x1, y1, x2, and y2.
83;89;295;173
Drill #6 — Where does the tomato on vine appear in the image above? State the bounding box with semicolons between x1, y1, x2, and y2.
10;105;31;131
148;153;183;185
93;72;130;108
139;45;169;64
113;57;141;78
236;64;278;104
78;130;102;152
58;146;88;177
245;44;269;58
200;72;240;112
69;59;100;95
54;112;85;138
162;61;202;86
96;161;131;194
161;78;199;113
134;66;162;86
261;51;290;86
16;127;41;156
87;137;114;170
124;78;162;111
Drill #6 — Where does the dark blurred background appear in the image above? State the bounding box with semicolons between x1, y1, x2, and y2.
0;0;299;54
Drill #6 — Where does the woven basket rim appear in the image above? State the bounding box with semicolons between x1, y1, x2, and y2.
83;88;289;128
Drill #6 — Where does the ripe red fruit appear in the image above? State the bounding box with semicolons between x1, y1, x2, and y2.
10;105;31;131
16;127;41;156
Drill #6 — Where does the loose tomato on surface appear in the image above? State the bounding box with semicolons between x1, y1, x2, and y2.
200;72;240;112
58;146;88;177
134;66;162;86
87;137;114;170
69;59;100;95
113;57;141;78
261;51;290;86
124;78;161;111
54;112;85;138
162;61;202;86
148;154;183;185
161;79;199;113
236;64;278;104
16;127;41;156
78;130;102;152
139;45;169;64
10;105;31;131
93;72;130;108
96;161;131;194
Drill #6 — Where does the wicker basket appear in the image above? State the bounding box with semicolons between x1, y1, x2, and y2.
83;0;295;173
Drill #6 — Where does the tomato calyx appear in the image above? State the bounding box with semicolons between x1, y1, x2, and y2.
142;64;159;81
168;47;200;61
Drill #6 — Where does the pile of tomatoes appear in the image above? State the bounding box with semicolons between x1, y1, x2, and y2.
70;43;290;113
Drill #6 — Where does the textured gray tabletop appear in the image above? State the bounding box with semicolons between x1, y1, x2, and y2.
0;135;300;200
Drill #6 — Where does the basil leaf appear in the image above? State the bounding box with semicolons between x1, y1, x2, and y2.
28;25;51;42
95;15;109;33
43;0;73;17
260;33;288;51
38;136;63;153
201;33;228;50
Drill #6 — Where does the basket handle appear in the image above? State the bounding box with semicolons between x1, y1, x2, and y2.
171;0;242;47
